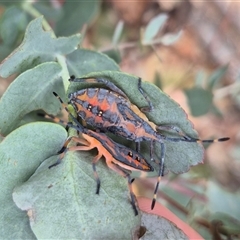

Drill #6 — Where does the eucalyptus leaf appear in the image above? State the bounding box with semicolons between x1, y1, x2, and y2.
55;1;100;36
140;212;187;239
67;71;204;174
208;65;228;90
13;151;140;239
66;49;119;76
33;1;62;23
0;122;67;239
0;17;81;78
112;20;124;46
184;87;213;117
0;6;28;47
103;49;121;64
207;181;240;222
0;62;64;135
160;30;183;46
142;14;168;45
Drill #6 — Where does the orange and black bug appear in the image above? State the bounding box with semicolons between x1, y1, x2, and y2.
67;76;230;209
41;109;154;216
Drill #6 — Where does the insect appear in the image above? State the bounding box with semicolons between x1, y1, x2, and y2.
42;105;154;216
67;76;230;209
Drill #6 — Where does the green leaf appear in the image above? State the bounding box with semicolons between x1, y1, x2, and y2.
141;212;188;239
0;62;64;135
32;1;62;23
160;30;183;46
13;151;140;239
0;17;81;78
195;70;207;86
207;65;228;90
0;6;28;47
0;44;12;61
66;49;120;76
0;1;23;7
54;1;100;36
184;87;213;117
112;20;124;46
142;13;168;45
0;122;67;239
207;181;240;222
103;49;121;64
153;72;162;89
67;71;204;174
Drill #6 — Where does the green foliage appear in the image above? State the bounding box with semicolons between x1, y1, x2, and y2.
52;1;100;36
13;152;139;239
208;65;228;90
0;17;81;78
0;6;28;47
0;63;63;135
184;66;228;117
142;13;182;46
184;87;213;117
0;123;67;239
142;13;168;45
66;49;120;76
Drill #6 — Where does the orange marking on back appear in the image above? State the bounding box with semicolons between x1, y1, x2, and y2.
82;133;113;161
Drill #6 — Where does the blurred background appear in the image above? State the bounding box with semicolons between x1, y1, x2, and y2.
0;0;239;239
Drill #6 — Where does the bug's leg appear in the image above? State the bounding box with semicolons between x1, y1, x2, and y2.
136;142;141;152
157;125;230;143
126;174;138;216
49;136;91;169
156;125;193;140
49;137;72;169
105;161;138;216
151;142;165;210
69;75;128;99
137;78;153;112
91;153;103;194
150;140;155;161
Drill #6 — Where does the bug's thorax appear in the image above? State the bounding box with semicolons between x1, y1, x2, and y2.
69;88;126;127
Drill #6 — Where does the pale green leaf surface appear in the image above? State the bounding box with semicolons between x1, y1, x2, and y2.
0;122;67;239
33;1;62;23
208;65;228;90
206;181;240;222
13;150;140;239
184;87;213;117
140;213;187;240
159;30;183;46
112;20;124;46
67;71;204;174
55;1;100;36
143;14;168;45
0;6;28;47
66;49;119;77
0;62;63;135
0;17;81;78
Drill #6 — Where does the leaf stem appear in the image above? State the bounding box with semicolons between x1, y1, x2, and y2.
21;1;70;92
